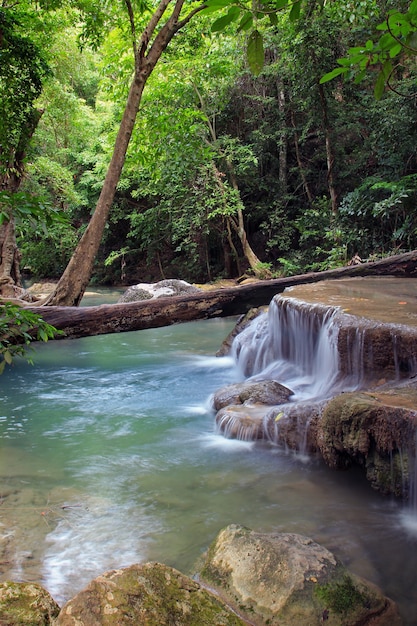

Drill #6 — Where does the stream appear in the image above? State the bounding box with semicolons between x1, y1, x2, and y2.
0;288;417;623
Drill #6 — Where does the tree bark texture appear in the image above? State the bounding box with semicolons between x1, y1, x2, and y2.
32;250;417;340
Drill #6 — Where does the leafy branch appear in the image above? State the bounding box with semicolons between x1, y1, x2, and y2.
0;303;63;373
320;0;417;99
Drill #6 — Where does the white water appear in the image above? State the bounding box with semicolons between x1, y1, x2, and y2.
232;296;348;400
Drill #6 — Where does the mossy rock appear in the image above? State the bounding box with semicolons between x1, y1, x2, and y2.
0;581;60;625
55;562;245;625
199;524;402;626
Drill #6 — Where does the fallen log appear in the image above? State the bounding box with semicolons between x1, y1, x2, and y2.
30;250;417;340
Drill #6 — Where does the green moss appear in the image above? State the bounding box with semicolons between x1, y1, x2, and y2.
315;574;367;615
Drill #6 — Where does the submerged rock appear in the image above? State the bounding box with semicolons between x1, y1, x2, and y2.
55;562;245;625
0;581;60;625
118;279;202;303
199;524;402;626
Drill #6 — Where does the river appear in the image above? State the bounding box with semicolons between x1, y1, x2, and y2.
1;294;417;623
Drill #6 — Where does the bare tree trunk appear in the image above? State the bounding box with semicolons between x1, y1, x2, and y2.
318;82;338;214
290;110;314;204
44;0;204;307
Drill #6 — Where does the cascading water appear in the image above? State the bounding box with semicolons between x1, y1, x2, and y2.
232;295;362;402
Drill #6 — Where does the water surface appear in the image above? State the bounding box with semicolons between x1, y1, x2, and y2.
0;315;416;624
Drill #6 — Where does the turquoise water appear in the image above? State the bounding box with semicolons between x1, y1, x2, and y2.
0;316;417;623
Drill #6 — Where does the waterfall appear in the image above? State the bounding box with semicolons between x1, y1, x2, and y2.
232;296;348;401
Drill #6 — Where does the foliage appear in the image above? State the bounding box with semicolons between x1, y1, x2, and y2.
0;303;62;373
321;0;417;98
0;6;51;176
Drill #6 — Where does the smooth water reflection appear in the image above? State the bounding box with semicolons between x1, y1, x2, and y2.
0;318;416;624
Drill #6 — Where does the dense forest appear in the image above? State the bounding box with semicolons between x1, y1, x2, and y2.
1;0;416;301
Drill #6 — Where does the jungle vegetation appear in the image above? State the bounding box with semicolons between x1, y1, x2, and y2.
1;0;416;302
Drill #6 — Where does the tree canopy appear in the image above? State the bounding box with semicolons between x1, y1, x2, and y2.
0;0;415;303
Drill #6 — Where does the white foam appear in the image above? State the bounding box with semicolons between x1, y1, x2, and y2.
42;496;160;604
398;510;417;537
199;433;254;451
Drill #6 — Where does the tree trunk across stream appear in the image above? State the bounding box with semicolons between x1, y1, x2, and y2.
29;250;417;340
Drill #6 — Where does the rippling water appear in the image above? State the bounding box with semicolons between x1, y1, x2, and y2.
0;314;417;624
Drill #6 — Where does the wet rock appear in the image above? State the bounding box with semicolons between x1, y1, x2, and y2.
199;524;402;626
215;405;267;439
263;400;325;453
55;562;245;625
317;388;417;497
118;280;202;303
213;379;293;411
0;581;60;625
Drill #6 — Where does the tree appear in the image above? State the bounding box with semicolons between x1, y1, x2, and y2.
44;0;315;305
0;6;50;298
44;0;210;305
0;302;60;373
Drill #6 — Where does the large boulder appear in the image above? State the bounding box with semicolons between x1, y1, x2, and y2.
0;581;60;625
118;280;202;303
212;379;293;411
55;562;245;625
199;524;401;626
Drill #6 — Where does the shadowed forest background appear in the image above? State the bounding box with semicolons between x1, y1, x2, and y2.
1;0;416;292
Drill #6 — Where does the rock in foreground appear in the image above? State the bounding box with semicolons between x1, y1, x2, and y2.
55;562;245;625
199;524;401;626
0;581;60;625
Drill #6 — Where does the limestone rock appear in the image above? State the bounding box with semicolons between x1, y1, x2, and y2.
0;581;60;625
215;405;267;439
317;389;417;496
55;562;245;625
118;280;202;303
212;379;293;411
199;524;401;626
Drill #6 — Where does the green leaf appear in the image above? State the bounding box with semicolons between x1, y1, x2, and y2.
38;328;48;342
246;29;264;76
4;350;12;364
238;12;253;32
211;9;240;32
320;66;348;84
289;0;301;21
374;69;386;99
389;43;403;58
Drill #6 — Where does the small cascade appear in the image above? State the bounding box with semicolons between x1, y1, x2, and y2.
232;296;346;401
231;294;417;402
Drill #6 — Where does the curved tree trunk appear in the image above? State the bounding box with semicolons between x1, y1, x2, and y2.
44;0;204;307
